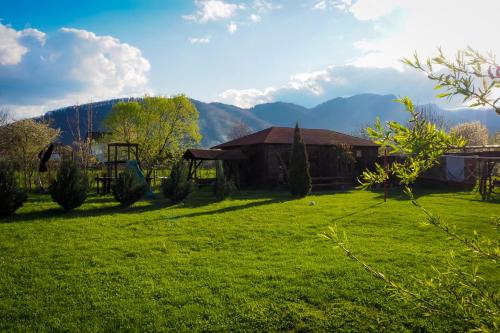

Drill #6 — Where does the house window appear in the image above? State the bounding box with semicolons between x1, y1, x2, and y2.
356;150;362;158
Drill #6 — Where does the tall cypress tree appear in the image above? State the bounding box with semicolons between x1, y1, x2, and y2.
288;123;311;197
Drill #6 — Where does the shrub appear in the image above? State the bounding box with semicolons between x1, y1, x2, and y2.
162;160;194;204
113;168;148;207
213;160;235;200
49;160;88;211
288;123;311;197
0;162;27;217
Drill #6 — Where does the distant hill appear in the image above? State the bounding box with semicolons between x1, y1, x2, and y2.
41;94;500;147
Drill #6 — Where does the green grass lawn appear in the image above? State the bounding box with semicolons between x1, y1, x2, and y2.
0;188;498;332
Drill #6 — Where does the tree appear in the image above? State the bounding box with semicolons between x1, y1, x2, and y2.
403;46;500;115
450;121;489;146
213;160;235;200
0;108;9;127
353;104;448;140
414;104;449;130
0;162;27;217
112;168;148;207
0;119;60;189
288;123;311;197
161;160;194;204
49;160;88;211
104;95;202;177
352;122;373;140
66;103;95;172
103;100;142;144
228;120;252;140
360;97;464;192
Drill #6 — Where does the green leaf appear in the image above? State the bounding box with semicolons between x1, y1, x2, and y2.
436;92;452;99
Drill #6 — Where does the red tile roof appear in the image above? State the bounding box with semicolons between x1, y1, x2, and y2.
212;127;378;149
183;148;247;160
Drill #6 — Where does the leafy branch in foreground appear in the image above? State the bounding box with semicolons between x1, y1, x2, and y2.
322;224;499;330
403;46;500;115
325;96;499;331
413;200;499;262
320;226;439;313
358;97;465;194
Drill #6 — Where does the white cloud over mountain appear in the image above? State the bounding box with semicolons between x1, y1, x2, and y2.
218;65;435;108
0;24;151;119
219;0;499;108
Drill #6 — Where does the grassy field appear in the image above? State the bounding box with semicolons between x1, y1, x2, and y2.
0;188;498;332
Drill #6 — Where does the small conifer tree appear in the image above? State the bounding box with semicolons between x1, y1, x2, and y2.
288;123;311;197
213;160;235;200
113;168;148;207
0;162;27;217
162;160;194;204
49;160;88;211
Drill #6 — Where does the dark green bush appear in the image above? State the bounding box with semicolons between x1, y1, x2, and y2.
288;123;311;197
213;161;235;200
162;160;194;204
50;160;88;211
0;162;27;217
113;169;148;207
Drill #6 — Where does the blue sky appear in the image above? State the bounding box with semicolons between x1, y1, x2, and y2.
1;0;498;118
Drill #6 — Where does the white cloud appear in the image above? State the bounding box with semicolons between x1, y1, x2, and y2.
345;0;500;69
219;0;499;109
218;65;436;108
218;88;276;108
252;0;282;13
250;14;262;22
313;1;327;10
227;22;238;33
0;24;45;65
312;0;352;11
0;24;151;118
188;36;211;44
348;0;398;20
183;0;242;23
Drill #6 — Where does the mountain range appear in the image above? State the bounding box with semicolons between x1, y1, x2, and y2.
42;93;500;147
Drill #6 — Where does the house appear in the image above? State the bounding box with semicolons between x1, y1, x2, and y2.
183;126;379;188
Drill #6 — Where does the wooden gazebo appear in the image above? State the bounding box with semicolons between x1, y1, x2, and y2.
182;148;247;184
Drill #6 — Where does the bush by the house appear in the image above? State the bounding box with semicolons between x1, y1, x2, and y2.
113;169;148;207
288;123;311;197
162;160;194;204
49;160;88;211
213;160;235;200
0;162;28;217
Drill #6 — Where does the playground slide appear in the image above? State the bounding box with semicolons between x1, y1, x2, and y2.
126;160;154;198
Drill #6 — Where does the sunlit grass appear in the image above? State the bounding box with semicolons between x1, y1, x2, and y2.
0;188;498;331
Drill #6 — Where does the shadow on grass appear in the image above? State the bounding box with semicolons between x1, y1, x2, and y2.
369;186;500;204
2;198;168;224
84;196;117;204
173;188;360;219
168;196;290;220
179;187;293;208
330;201;384;223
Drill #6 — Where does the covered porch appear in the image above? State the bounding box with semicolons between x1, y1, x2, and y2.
182;148;247;186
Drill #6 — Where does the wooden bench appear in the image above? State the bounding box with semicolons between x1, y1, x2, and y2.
195;178;216;187
311;177;354;191
95;176;113;194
